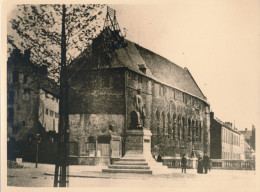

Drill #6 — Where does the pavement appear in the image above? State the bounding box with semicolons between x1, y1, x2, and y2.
6;162;259;191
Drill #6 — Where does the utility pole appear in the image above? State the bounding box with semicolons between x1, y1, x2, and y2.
54;4;69;187
35;133;40;168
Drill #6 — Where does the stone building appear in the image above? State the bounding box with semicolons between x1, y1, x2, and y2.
210;112;243;160
239;126;256;160
7;49;59;161
68;28;211;165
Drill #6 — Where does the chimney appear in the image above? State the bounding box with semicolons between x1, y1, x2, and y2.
245;128;247;132
210;112;214;119
225;122;232;128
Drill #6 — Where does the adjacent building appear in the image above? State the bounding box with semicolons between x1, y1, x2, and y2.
7;49;59;161
210;112;243;160
67;28;211;165
239;126;256;160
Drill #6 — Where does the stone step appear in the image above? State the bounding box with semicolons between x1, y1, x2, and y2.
108;165;150;169
120;158;146;161
102;168;152;174
113;161;148;166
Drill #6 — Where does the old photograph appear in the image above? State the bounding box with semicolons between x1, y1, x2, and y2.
1;1;259;191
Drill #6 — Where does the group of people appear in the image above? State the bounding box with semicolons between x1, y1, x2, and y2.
181;152;211;174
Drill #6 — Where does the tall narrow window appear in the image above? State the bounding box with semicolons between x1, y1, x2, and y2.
182;117;185;140
177;116;181;140
172;114;176;139
188;119;191;141
162;111;165;135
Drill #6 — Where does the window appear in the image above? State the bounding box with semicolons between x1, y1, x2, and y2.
173;90;176;99
69;142;78;156
12;72;19;83
8;108;14;123
46;108;49;115
55;112;59;118
50;110;54;117
8;91;14;104
23;75;27;84
22;121;25;126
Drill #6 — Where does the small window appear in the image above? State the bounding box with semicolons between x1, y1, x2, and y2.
50;110;54;116
46;108;49;115
55;112;59;118
69;142;78;156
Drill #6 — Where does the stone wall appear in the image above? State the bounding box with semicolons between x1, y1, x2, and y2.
126;69;209;158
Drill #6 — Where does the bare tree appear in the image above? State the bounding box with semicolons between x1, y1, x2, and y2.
8;4;105;187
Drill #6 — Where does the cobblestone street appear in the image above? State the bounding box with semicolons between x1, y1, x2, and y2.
5;162;258;192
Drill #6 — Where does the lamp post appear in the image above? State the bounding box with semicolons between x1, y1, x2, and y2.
35;133;40;168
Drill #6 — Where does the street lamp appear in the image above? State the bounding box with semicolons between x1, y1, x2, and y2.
35;133;40;168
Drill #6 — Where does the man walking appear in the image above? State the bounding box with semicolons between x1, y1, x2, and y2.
203;152;209;174
181;154;187;173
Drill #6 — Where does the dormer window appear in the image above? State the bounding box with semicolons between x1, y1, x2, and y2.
138;64;147;74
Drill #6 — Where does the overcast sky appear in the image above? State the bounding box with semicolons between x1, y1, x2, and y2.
3;1;260;131
110;1;260;131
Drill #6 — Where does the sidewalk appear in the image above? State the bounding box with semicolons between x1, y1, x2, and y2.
7;162;257;189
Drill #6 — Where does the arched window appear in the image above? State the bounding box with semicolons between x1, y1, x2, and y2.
188;118;191;141
177;115;181;140
196;121;199;141
172;113;176;140
192;120;195;142
156;110;160;134
199;121;202;142
162;111;165;136
182;117;185;140
167;113;171;136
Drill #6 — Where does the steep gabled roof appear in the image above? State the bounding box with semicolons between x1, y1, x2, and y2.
69;29;208;101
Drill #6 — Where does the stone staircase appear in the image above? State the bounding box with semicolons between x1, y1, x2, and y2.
102;156;169;174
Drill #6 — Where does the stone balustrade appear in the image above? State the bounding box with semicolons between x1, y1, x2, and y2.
162;156;255;170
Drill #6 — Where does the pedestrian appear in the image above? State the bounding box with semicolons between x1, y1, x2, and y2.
203;152;209;174
197;154;203;174
181;154;187;173
157;154;162;162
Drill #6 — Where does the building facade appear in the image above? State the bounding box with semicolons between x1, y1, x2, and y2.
7;49;59;161
68;29;211;165
210;112;243;160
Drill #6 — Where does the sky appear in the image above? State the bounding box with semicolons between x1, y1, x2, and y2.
109;1;260;131
2;0;260;131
